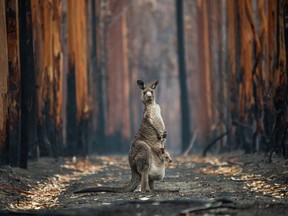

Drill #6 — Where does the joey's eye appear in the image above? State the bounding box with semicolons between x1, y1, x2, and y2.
143;92;146;95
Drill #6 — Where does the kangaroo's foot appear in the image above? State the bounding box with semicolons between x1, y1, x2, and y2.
141;187;151;193
162;131;167;139
149;180;155;190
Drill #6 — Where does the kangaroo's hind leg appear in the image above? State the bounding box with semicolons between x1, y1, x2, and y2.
134;152;151;192
149;179;155;190
136;158;150;192
140;170;150;192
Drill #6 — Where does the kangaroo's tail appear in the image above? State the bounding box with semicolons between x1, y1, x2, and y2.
74;186;124;193
74;171;141;193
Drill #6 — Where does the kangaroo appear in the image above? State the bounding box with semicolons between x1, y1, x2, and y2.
136;80;167;144
74;80;169;193
74;146;172;193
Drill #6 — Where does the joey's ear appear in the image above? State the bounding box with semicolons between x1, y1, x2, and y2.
160;147;165;154
150;80;159;89
137;80;145;90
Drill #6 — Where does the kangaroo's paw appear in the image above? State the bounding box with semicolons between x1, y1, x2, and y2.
162;131;167;139
157;132;162;140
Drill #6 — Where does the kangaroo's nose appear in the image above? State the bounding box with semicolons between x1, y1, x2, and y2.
146;91;152;98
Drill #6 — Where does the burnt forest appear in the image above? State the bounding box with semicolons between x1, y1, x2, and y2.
1;0;288;215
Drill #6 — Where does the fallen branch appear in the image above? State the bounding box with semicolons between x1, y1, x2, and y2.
180;201;222;214
0;185;33;195
202;132;229;157
153;189;180;193
232;120;251;129
180;198;238;215
230;176;264;182
183;129;198;156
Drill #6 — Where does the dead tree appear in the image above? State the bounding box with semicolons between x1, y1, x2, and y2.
176;0;192;152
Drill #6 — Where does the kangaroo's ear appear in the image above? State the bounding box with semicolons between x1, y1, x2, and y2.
160;147;165;154
137;80;145;90
150;80;159;89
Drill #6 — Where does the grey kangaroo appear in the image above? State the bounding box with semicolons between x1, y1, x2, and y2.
74;80;170;193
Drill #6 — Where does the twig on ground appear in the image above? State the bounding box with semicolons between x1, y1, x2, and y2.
153;189;180;193
183;130;198;156
0;185;33;195
202;132;229;157
180;198;238;215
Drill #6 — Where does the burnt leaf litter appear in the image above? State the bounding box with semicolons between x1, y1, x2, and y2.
1;152;288;215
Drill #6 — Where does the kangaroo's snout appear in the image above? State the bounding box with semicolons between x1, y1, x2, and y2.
145;91;153;101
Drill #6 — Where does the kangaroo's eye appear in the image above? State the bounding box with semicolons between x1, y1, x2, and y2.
143;92;146;95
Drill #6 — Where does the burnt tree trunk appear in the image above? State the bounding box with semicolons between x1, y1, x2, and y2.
94;0;106;153
176;0;192;152
6;0;21;166
18;0;37;167
0;0;9;165
66;61;77;155
18;0;29;168
86;0;100;154
269;0;288;160
67;0;89;156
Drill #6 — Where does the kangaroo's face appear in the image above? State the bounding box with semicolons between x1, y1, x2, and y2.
137;80;159;104
161;146;172;163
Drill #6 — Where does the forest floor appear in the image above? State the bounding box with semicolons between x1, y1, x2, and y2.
1;152;288;215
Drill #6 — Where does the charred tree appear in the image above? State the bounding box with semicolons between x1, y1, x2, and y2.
18;0;29;168
67;0;89;156
51;0;63;158
18;0;37;167
66;63;77;155
30;0;63;158
85;0;105;154
176;0;192;152
95;0;106;153
267;0;288;162
24;0;38;160
284;0;288;159
31;0;50;157
0;0;9;165
6;0;21;166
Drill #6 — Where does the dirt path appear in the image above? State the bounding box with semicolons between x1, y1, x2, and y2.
1;153;288;215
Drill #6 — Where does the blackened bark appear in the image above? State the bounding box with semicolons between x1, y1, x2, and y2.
283;1;288;158
18;0;27;168
0;0;9;165
26;0;38;160
6;0;21;166
66;65;77;155
176;0;191;152
96;0;106;153
37;118;52;157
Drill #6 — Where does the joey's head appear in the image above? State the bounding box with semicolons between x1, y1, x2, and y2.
160;146;172;164
137;80;159;104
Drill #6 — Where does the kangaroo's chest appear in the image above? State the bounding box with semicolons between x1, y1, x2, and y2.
150;105;165;127
149;161;165;181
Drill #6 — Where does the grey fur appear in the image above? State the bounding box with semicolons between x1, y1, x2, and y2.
74;145;171;193
136;80;167;142
74;80;170;193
